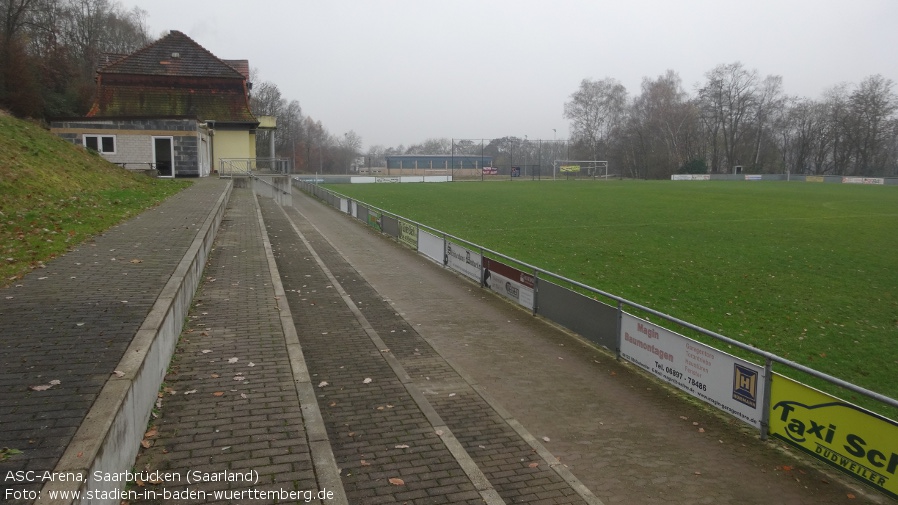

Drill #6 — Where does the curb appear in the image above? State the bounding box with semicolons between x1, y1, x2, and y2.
37;181;232;505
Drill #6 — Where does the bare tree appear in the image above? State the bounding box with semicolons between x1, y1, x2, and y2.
626;70;701;177
846;74;897;175
751;74;784;171
564;77;627;161
405;138;451;155
698;62;759;172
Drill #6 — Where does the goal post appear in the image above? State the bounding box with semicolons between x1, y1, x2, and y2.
552;160;610;180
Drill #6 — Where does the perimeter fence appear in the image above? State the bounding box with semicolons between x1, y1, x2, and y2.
293;178;898;500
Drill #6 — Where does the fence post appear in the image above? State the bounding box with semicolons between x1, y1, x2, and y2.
479;247;485;288
532;270;539;316
761;357;774;441
615;301;623;361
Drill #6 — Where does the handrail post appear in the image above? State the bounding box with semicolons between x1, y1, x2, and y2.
761;357;774;441
479;247;485;288
532;270;539;316
615;301;623;361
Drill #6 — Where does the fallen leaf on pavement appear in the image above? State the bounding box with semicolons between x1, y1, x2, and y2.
388;478;404;486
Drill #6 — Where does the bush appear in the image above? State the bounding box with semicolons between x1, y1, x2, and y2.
679;159;708;174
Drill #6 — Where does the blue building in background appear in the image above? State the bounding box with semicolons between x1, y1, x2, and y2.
385;154;493;170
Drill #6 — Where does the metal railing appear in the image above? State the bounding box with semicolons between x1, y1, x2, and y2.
294;179;898;423
219;157;294;178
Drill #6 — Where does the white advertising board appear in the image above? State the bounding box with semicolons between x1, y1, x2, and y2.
446;242;481;282
619;313;765;428
842;177;884;185
483;258;534;310
418;230;444;265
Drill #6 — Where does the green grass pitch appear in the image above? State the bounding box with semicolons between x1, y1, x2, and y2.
324;180;898;412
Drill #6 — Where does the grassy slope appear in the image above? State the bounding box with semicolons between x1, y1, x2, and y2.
0;112;190;287
326;180;898;406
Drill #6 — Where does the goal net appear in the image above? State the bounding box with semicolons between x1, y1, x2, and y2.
552;160;611;180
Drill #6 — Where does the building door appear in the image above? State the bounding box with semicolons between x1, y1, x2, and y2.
153;137;174;177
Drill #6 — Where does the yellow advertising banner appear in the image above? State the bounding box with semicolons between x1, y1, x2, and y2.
769;374;898;499
398;220;417;249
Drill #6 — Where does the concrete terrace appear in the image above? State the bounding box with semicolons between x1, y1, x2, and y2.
0;178;888;505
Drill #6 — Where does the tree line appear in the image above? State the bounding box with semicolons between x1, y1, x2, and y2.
1;0;354;173
4;3;895;178
564;64;898;178
364;64;897;178
248;78;362;174
1;0;152;117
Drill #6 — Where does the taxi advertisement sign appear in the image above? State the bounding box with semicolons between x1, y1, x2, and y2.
769;374;898;499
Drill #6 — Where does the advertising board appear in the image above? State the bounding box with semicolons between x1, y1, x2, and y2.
842;177;885;185
619;313;765;428
366;210;382;231
671;174;711;181
399;220;418;249
445;242;481;282
417;230;443;264
482;258;534;310
769;374;898;499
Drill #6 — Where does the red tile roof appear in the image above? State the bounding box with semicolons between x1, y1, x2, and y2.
100;30;246;79
90;31;257;124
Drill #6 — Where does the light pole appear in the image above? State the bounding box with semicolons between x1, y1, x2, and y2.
552;129;557;180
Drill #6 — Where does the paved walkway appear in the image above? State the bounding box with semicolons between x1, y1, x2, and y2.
1;178;228;503
286;187;891;505
2;179;893;505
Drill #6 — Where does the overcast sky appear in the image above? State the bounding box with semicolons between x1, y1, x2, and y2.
119;0;898;150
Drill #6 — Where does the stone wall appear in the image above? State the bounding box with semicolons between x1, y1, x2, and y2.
50;118;206;177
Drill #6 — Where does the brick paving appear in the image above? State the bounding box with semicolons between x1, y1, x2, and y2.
259;198;497;505
128;186;322;504
0;178;228;503
3;178;893;505
264;199;596;505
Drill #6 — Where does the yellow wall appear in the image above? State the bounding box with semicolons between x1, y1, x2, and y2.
212;130;255;172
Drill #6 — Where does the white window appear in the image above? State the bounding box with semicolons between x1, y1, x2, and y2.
83;135;116;154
